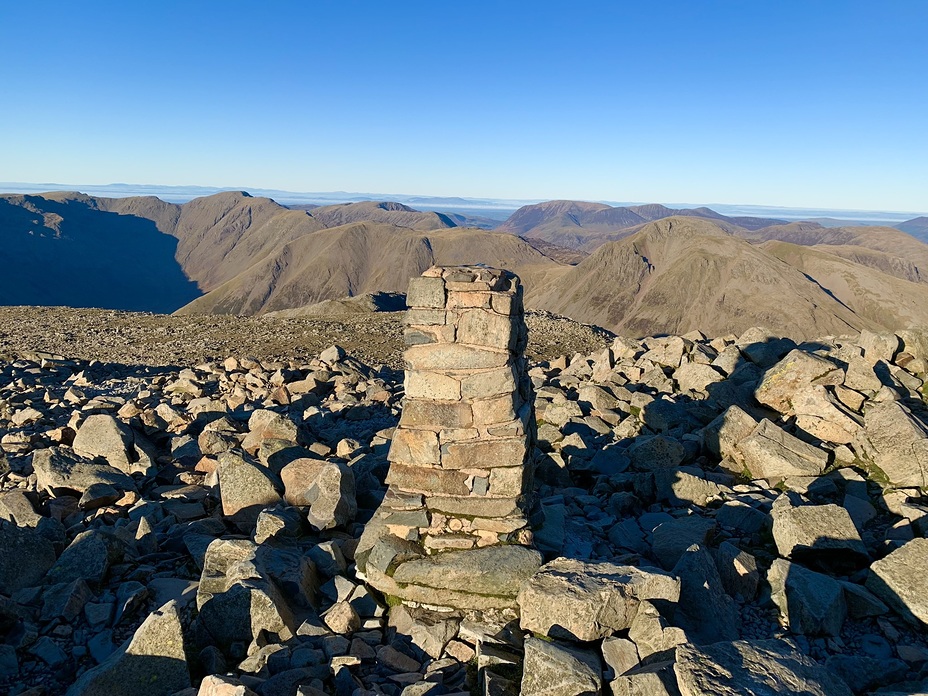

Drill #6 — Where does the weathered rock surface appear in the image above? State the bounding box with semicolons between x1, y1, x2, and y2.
72;414;147;475
673;639;853;696
768;559;846;636
866;538;928;627
521;636;602;696
770;497;869;568
519;558;680;641
32;447;136;494
857;401;928;488
738;419;829;479
216;451;283;531
392;545;542;599
0;519;57;594
65;600;190;696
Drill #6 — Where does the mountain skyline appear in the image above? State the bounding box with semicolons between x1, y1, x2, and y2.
2;181;925;226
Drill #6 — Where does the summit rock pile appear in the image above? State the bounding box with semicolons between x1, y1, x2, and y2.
0;288;927;693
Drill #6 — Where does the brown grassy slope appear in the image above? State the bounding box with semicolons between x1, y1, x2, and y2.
175;223;563;316
166;192;325;291
760;240;928;328
526;217;878;339
752;222;928;284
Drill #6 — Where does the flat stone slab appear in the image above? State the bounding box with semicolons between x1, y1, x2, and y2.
673;639;852;696
391;545;541;598
771;497;869;569
518;558;680;641
521;636;602;696
866;537;928;627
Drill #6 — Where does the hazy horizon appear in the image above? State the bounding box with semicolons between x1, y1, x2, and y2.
1;180;924;225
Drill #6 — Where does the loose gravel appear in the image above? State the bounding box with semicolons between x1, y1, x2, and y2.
0;306;612;369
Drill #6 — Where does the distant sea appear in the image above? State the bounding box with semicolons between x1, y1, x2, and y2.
1;182;923;225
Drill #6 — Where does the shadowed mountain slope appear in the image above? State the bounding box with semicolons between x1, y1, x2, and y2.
496;199;785;252
0;194;199;312
527;217;890;338
895;216;928;243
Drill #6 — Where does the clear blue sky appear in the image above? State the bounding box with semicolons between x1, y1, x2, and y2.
1;1;926;210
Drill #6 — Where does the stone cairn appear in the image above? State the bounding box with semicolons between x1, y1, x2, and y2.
358;266;543;610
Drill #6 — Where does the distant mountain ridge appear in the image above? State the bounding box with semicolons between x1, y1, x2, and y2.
2;190;928;340
496;199;786;251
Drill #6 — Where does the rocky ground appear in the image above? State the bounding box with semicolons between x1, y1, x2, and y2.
0;307;611;369
1;313;928;695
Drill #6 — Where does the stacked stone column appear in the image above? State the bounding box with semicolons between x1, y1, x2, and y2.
386;265;536;550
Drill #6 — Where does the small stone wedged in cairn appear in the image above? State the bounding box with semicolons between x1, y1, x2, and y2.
359;266;541;610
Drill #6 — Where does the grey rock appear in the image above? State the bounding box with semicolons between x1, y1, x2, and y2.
839;581;888;619
628;600;688;659
31;635;68;666
519;557;680;641
79;482;122;510
601;637;639;679
323;601;360;634
521;636;602;696
41;579;93;622
195;539;299;652
0;520;56;594
714;541;759;602
32;446;135;494
672;639;852;696
672;545;740;644
376;644;421;672
217;451;283;531
65;600;190;696
612;657;681;696
701;405;757;465
771;496;869;569
674;362;724;394
254;505;303;544
46;529;118;586
842;493;877;531
768;559;846;636
857;401;928;488
304;461;357;531
197;675;258;696
858;330;900;364
0;644;18;677
307;540;347;579
388;605;460;659
72;414;140;474
715;501;769;536
628;435;685;472
754;349;842;414
651;516;716;570
738;419;829;479
87;630;116;664
866;537;928;627
392;544;542;598
654;468;722;507
824;654;907;694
